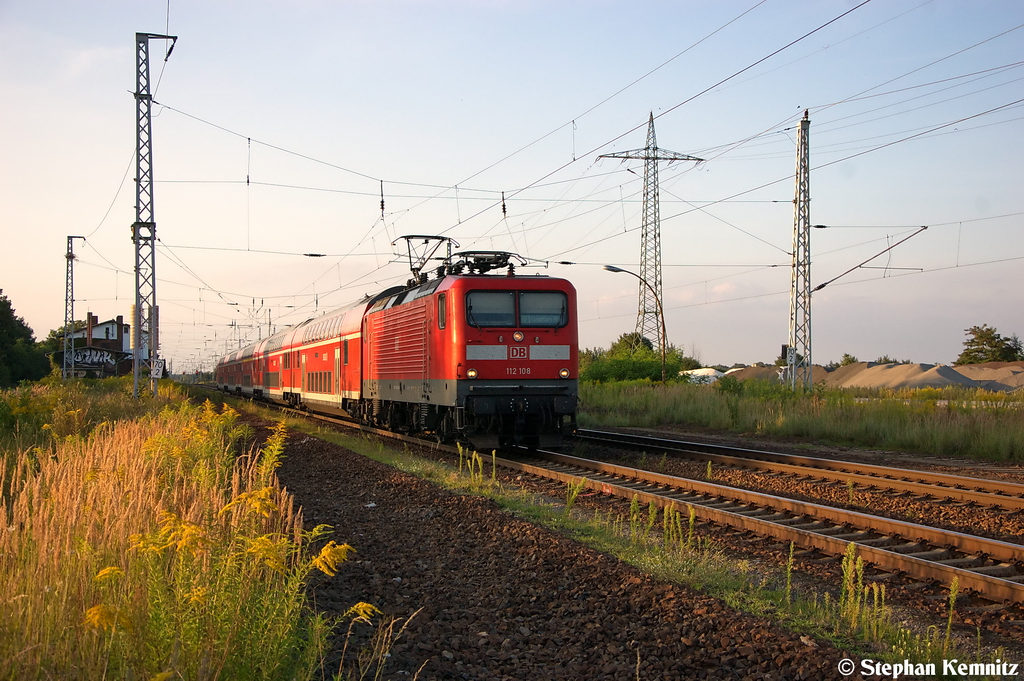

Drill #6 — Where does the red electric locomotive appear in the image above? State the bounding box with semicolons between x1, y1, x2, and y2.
215;241;578;449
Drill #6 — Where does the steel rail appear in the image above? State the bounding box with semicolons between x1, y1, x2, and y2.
574;429;1024;511
509;450;1024;604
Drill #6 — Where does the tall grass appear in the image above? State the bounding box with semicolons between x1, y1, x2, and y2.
580;380;1024;460
0;377;174;456
0;383;369;680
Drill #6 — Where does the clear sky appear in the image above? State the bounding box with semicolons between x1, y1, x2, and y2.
2;0;1022;373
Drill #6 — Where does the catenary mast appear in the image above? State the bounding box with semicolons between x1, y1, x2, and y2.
787;111;812;390
63;236;85;379
132;32;176;397
600;114;702;352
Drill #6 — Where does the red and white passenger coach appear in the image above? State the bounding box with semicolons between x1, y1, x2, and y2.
215;247;578;449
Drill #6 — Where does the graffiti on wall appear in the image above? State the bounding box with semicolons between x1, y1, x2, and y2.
72;348;117;367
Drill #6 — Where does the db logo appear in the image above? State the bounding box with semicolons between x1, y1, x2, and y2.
509;346;528;359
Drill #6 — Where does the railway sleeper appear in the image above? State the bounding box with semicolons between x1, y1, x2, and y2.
856;536;901;548
903;548;954;561
935;556;987;569
816;525;858;536
732;508;778;518
702;501;746;511
968;563;1018;578
889;542;929;554
756;512;794;522
826;531;873;542
787;521;831;532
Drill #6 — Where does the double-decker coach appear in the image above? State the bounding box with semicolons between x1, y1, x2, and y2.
215;246;578;449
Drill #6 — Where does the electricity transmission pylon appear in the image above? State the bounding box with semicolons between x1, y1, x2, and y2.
132;32;176;398
787;110;812;390
63;235;85;379
600;113;702;352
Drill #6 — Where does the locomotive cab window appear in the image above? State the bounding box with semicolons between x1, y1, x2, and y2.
519;291;568;327
466;291;515;327
437;293;446;330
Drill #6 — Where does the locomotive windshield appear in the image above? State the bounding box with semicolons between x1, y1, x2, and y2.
466;291;516;327
519;291;568;327
465;290;568;328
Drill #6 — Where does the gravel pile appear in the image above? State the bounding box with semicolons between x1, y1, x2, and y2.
276;434;847;680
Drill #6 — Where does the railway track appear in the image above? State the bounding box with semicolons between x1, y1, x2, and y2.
208;390;1024;604
572;429;1024;512
506;449;1024;604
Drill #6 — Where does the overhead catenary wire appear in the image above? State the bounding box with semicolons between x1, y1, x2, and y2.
580;252;1024;326
148;0;873;260
151;0;999;333
89;1;1022;366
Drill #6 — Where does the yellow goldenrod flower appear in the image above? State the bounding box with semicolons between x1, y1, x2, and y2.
240;534;290;573
133;511;210;554
312;541;355;577
256;422;289;480
183;586;208;606
342;602;382;622
93;566;124;583
129;532;162;553
83;604;131;632
219;487;278;519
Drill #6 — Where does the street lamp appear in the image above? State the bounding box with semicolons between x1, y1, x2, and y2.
603;265;667;385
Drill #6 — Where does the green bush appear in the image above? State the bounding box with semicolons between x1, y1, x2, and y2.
582;357;685;382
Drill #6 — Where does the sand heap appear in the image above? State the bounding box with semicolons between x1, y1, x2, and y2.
724;361;1024;393
945;361;1024;392
823;363;980;390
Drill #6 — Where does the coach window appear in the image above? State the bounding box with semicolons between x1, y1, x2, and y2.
466;291;515;327
437;293;447;330
519;291;568;327
343;339;349;365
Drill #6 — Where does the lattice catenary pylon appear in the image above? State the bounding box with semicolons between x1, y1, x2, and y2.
787;111;812;390
63;236;85;380
132;32;175;397
600;114;702;352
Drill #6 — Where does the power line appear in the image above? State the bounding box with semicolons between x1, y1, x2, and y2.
579;253;1024;325
816;21;1024;116
155;243;390;257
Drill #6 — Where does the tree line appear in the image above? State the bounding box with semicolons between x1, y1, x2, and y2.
1;288;1021;389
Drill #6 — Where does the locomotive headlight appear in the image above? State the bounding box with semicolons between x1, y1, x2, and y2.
559;368;570;379
513;331;524;342
467;368;478;379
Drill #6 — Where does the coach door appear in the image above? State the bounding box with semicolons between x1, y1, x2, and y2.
422;318;430;401
334;348;340;396
301;354;307;393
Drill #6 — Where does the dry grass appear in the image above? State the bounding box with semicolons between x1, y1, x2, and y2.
0;385;370;680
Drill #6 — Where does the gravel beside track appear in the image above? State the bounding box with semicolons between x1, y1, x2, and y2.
276;431;847;680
